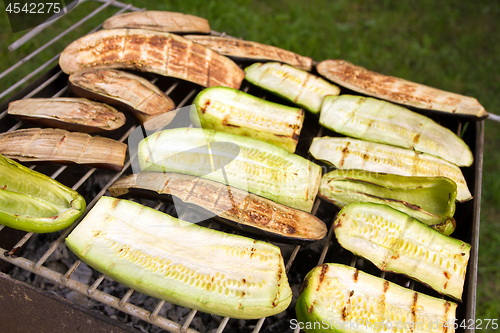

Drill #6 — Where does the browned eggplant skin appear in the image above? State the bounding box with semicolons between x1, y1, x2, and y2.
102;11;211;34
59;29;245;89
185;35;312;71
68;69;176;124
8;98;126;133
0;128;127;171
109;172;327;243
316;59;488;118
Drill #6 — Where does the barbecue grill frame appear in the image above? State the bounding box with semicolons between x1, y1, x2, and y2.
0;1;483;332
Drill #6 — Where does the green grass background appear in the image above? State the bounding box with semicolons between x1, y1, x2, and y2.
1;0;499;327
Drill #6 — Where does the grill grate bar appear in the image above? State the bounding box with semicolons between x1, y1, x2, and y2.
317;217;337;266
0;0;116;81
180;309;197;333
118;288;135;307
216;317;230;333
252;318;266;333
88;274;106;295
150;300;166;320
6;232;33;257
61;259;81;282
50;165;67;179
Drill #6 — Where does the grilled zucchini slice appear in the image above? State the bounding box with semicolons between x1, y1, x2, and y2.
296;264;457;333
191;87;304;153
309;137;472;202
0;154;85;233
334;203;470;300
66;197;292;319
244;62;340;114
320;169;456;235
138;127;321;212
319;95;473;166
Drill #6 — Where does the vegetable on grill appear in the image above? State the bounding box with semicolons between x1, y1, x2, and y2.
185;35;312;71
7;98;126;133
317;59;488;118
66;196;292;319
0;154;86;233
137;127;321;212
309;137;472;202
320;169;457;235
0;128;127;171
296;263;457;333
319;95;473;166
334;203;470;300
244;62;340;114
59;29;244;89
103;11;211;34
108;172;327;243
68;69;176;126
191;87;304;153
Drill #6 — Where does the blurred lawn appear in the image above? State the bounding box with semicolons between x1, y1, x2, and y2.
1;0;499;326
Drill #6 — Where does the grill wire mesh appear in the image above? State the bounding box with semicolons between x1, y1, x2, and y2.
0;1;482;332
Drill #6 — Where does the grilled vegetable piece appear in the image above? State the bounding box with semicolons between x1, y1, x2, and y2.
7;98;125;133
320;170;456;235
296;263;457;333
109;172;327;243
68;69;176;125
0;154;85;233
0;128;126;171
59;29;244;89
309;137;472;202
244;62;340;114
102;11;210;34
317;59;488;118
334;203;470;300
185;35;312;71
66;196;292;319
319;95;473;166
191;87;304;153
138;127;321;212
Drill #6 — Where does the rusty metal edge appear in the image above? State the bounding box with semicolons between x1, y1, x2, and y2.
0;271;141;333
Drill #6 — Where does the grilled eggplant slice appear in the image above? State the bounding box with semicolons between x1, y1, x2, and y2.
317;59;488;118
0;154;85;233
296;264;457;333
108;172;327;243
309;137;472;202
59;29;244;89
319;95;473;166
138;127;321;212
320;169;456;235
102;11;211;34
191;87;304;153
185;35;312;71
244;62;340;114
0;128;126;171
66;196;292;319
68;69;176;125
333;203;470;300
8;98;125;133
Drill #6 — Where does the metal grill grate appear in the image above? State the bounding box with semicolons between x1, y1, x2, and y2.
0;1;483;332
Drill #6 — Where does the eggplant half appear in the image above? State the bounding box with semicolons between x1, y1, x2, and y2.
8;98;125;133
0;154;86;233
320;169;457;235
309;137;472;202
59;29;244;89
108;172;327;244
185;35;312;71
296;264;457;333
319;95;473;166
138;127;322;212
103;11;211;34
66;196;292;319
191;87;304;153
334;203;470;300
0;128;127;171
68;69;176;125
317;59;488;118
244;62;340;114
